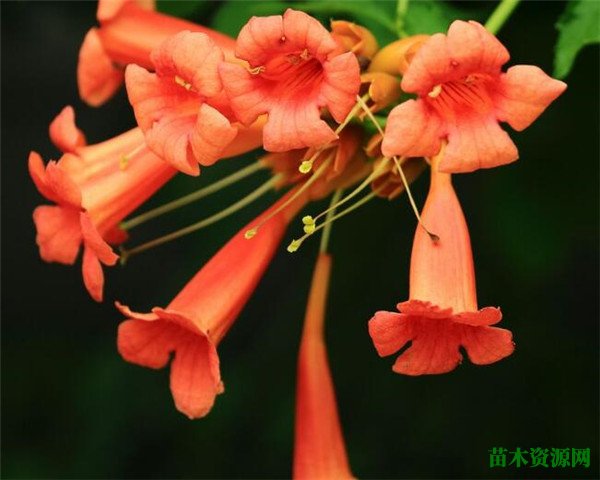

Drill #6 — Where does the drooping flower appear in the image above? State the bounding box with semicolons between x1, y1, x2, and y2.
368;153;514;375
30;107;177;301
382;20;567;173
78;0;236;106
125;31;263;176
294;253;354;480
219;9;361;152
116;187;312;419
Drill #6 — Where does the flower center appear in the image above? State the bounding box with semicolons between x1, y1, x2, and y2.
259;50;324;98
426;74;493;119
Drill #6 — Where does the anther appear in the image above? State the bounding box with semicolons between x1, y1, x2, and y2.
303;223;316;235
428;84;442;98
119;155;129;170
174;75;192;91
249;65;265;75
244;228;257;239
287;239;302;253
302;215;315;226
299;159;314;174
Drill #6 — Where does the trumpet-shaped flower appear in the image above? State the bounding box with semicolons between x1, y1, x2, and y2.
219;9;361;152
126;31;263;176
30;107;177;301
78;0;236;106
368;155;514;375
294;253;354;479
382;20;567;173
116;188;311;419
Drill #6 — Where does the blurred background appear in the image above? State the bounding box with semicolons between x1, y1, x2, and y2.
2;1;598;479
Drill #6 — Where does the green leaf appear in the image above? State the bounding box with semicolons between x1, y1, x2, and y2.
156;0;211;19
554;0;600;79
402;0;486;36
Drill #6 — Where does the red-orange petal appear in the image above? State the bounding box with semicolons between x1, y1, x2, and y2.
80;213;119;266
82;246;105;302
49;106;87;153
33;205;82;265
77;28;124;107
402;21;509;95
382;99;443;159
494;65;567;131
440;113;518;173
321;52;361;123
29;152;59;204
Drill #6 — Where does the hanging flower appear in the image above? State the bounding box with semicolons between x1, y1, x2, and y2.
219;9;361;152
78;0;236;106
30;107;177;301
294;253;354;479
368;153;515;374
116;187;312;419
125;31;263;176
382;20;567;173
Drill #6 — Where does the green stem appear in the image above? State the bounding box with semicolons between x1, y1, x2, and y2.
319;189;344;253
396;0;410;38
485;0;520;35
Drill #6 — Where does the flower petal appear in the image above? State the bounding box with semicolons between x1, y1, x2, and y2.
80;213;119;266
45;161;82;209
117;318;181;369
150;31;223;97
368;311;412;357
321;52;361;123
282;9;338;61
234;14;285;65
460;325;515;365
29;152;59;203
49;106;87;153
382;99;443;159
189;103;238;167
82;246;105;302
218;63;271;126
77;28;124;107
392;319;463;375
494;65;567;131
440;113;518;173
33;205;82;264
169;336;223;419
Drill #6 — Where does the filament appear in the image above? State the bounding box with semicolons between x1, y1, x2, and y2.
120;174;283;263
289;189;380;253
121;160;266;231
245;154;333;239
355;94;439;242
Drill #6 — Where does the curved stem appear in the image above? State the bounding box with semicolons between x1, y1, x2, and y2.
485;0;520;35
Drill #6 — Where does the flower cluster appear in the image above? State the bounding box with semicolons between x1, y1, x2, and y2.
30;0;565;476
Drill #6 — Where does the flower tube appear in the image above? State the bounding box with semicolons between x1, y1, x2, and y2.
294;253;354;479
369;153;515;375
78;0;236;106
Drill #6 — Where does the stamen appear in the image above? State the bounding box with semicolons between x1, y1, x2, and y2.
245;154;334;239
318;188;344;253
311;156;390;224
355;95;439;242
174;75;193;90
120;174;283;263
428;84;443;98
288;188;380;253
248;65;265;75
121;160;266;231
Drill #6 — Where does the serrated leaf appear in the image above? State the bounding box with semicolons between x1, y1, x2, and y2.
554;0;600;79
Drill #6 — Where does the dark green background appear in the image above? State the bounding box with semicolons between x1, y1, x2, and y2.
2;1;598;479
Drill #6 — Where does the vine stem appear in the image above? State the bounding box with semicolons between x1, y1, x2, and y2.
485;0;520;35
